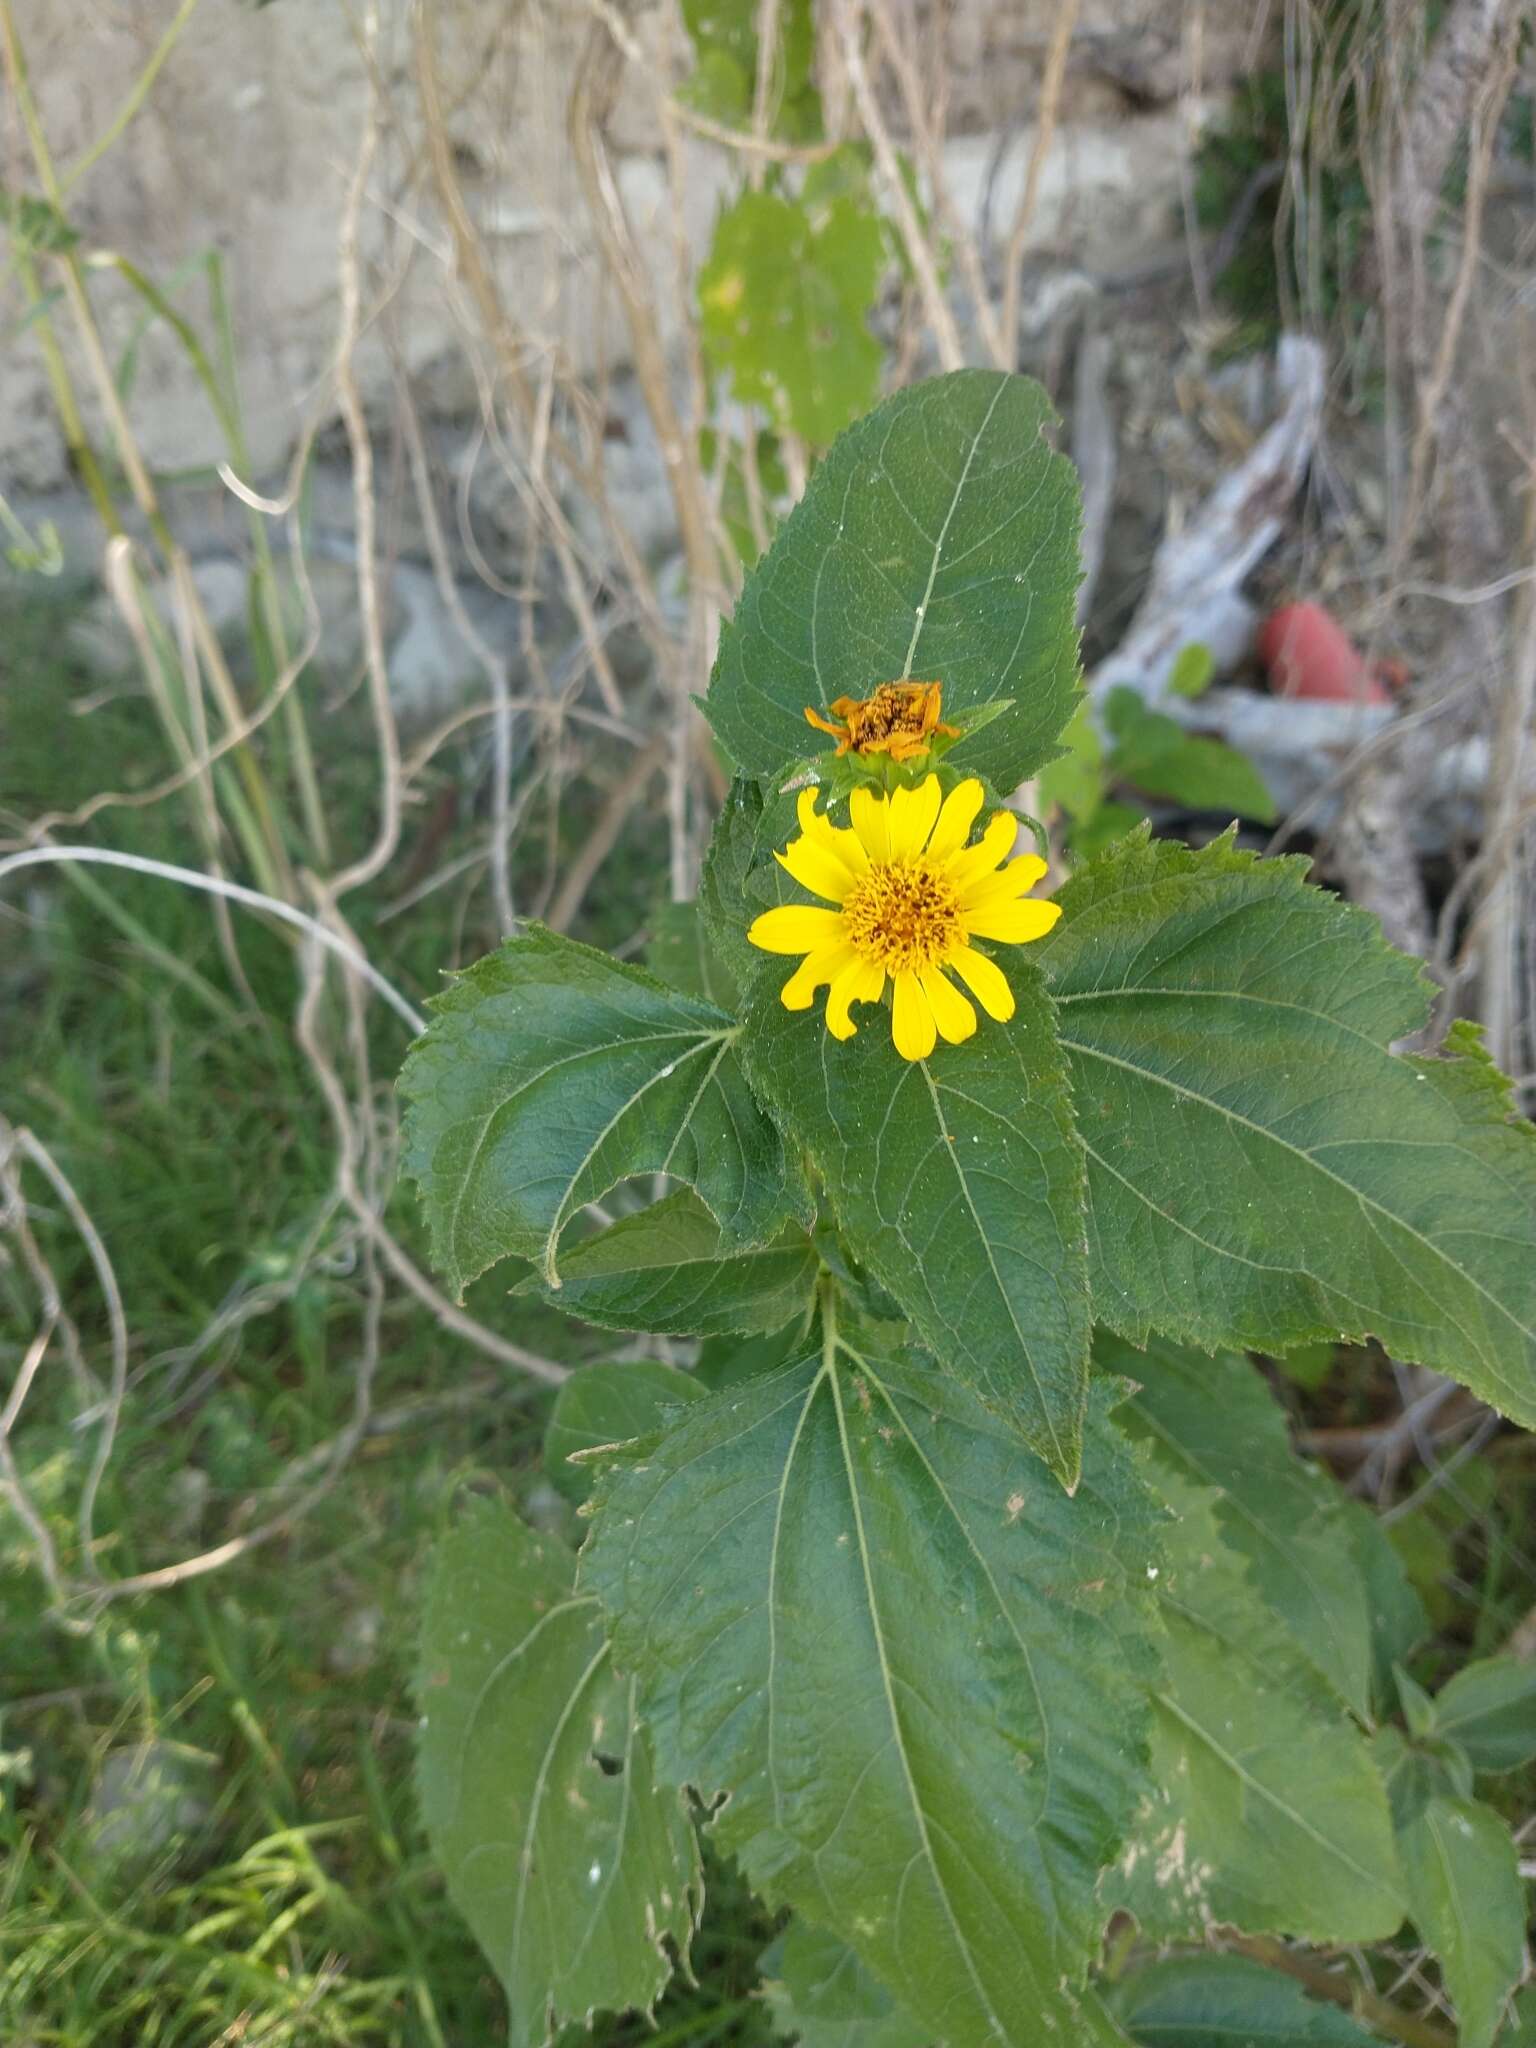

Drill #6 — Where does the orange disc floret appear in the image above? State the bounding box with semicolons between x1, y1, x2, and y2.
803;680;958;763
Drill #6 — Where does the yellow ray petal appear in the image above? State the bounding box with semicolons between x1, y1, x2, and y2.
748;904;845;954
825;955;886;1039
781;942;855;1010
891;970;936;1060
944;810;1019;888
955;852;1049;909
947;944;1016;1021
798;788;869;879
776;835;854;903
920;967;977;1044
961;898;1063;945
887;774;943;859
849;784;892;862
926;777;985;861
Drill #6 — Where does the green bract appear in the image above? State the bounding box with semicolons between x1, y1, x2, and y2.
400;373;1536;2048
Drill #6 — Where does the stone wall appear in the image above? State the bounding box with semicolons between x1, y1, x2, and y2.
3;0;1254;493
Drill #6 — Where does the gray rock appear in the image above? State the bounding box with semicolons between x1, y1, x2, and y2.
85;1742;212;1867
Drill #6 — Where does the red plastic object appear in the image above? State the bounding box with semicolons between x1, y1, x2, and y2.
1257;602;1397;705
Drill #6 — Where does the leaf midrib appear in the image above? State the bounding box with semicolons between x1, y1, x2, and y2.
824;1358;1009;2041
921;1062;1072;1474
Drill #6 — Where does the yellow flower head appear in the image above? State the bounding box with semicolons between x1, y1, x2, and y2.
747;774;1061;1061
804;680;958;763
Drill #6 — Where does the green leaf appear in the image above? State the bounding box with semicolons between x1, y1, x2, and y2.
699;189;886;448
1106;689;1276;823
760;1922;927;2048
647;898;740;1011
1111;1331;1418;1721
694;1318;809;1390
515;1190;820;1338
399;927;804;1296
1505;1986;1536;2044
1071;799;1144;861
1167;642;1217;699
1042;832;1536;1430
1110;1471;1404;1943
741;961;1090;1484
544;1361;707;1505
1399;1795;1525;2048
1273;1340;1337;1390
679;0;821;140
1348;1507;1431;1717
1431;1656;1536;1774
417;1497;699;2044
580;1335;1161;2048
1372;1725;1469;1831
706;370;1083;794
1111;1954;1380;2046
1038;698;1105;825
698;777;800;997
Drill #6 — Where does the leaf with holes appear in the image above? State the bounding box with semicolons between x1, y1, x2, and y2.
399;927;804;1296
416;1497;699;2046
1110;1331;1422;1721
516;1190;819;1338
1108;1470;1404;1944
580;1336;1159;2048
705;370;1082;793
1399;1796;1525;2048
742;957;1090;1484
1041;831;1536;1430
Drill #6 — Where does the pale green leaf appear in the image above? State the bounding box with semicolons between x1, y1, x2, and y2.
1399;1795;1525;2048
1041;832;1536;1430
1112;1954;1380;2046
742;962;1090;1484
1505;1986;1536;2044
399;927;804;1296
579;1334;1160;2048
760;1922;927;2048
1109;1471;1404;1944
1106;688;1275;823
1167;642;1217;699
516;1190;819;1338
679;0;820;140
1431;1656;1536;1774
1110;1330;1418;1720
1038;698;1105;825
544;1361;707;1506
705;370;1083;793
417;1497;699;2045
700;189;886;447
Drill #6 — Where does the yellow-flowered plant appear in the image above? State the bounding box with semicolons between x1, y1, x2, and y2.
747;775;1059;1060
403;372;1536;2048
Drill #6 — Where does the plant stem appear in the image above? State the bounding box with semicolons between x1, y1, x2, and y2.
59;0;206;198
1225;1934;1458;2048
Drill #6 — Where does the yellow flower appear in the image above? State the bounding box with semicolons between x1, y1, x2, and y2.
747;774;1061;1061
804;680;959;763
